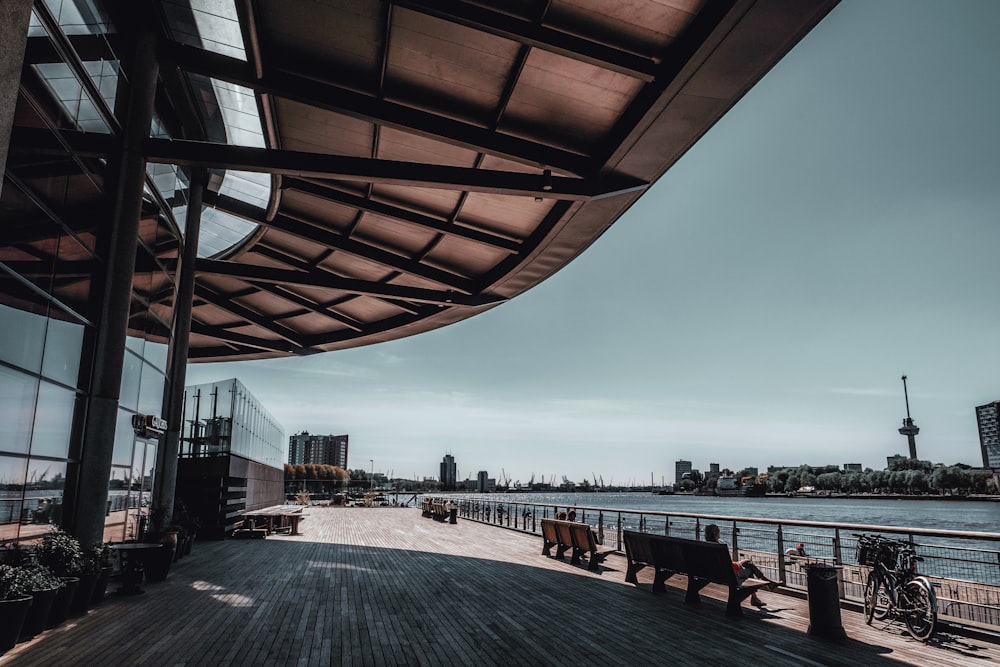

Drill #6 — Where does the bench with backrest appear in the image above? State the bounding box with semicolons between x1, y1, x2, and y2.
623;530;771;617
540;518;614;572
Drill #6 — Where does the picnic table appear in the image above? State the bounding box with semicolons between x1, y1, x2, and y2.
239;506;305;536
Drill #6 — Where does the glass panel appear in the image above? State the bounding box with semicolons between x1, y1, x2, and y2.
197;206;259;258
111;409;135;466
41;314;84;386
137;363;165;416
32;63;111;134
105;465;130;543
119;349;141;411
0;456;29;540
162;0;247;60
125;440;147;540
23;458;67;529
0;366;39;455
29;381;76;458
0;304;46;373
42;0;112;35
143;341;169;375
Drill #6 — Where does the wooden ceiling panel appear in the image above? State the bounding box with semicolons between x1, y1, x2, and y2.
352;214;439;255
274;99;374;157
261;0;383;87
546;0;704;55
328;293;411;321
503;49;644;151
387;8;519;121
369;184;463;219
376;126;480;167
422;235;511;276
459;192;550;239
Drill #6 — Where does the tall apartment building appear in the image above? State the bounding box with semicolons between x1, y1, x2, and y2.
440;454;457;490
975;401;1000;470
288;432;349;468
675;460;693;484
709;463;720;474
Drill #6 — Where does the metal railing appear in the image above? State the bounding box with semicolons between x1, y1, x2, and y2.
445;496;1000;632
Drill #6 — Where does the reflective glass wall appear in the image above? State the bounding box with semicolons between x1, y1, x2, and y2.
1;0;178;544
181;379;285;469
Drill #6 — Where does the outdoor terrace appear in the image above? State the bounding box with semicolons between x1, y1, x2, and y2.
2;507;998;666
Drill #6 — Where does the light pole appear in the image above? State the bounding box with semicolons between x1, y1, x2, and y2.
370;459;374;490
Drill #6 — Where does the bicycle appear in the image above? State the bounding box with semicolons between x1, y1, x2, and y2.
856;534;937;641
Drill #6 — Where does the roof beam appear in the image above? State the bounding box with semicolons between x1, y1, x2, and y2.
195;258;504;307
193;284;307;349
283;178;522;253
251;243;422;317
161;42;590;175
394;0;659;82
189;321;301;354
13;127;647;199
145;137;646;200
204;192;477;293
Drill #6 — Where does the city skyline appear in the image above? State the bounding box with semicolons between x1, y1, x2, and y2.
186;0;1000;485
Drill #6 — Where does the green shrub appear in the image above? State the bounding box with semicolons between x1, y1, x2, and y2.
0;564;34;600
35;529;84;577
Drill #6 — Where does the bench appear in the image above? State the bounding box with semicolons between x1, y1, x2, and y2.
540;518;614;572
623;530;771;617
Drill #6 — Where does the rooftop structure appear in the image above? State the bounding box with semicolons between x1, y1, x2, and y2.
0;0;837;549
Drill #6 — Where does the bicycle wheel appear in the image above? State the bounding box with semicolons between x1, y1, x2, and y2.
902;579;937;641
864;572;890;624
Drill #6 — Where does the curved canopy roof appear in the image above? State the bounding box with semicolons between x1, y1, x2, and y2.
6;0;837;362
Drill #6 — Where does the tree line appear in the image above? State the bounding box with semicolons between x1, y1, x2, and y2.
682;459;997;496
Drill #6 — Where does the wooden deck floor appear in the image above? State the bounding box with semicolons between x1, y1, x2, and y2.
2;508;998;666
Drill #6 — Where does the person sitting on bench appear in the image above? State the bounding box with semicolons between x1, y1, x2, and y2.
705;523;779;608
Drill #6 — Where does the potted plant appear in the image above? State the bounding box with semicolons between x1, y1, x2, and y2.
71;542;113;613
85;543;115;607
143;506;177;582
16;560;61;641
0;564;34;654
34;529;83;628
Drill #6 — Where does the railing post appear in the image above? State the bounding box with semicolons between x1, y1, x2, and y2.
731;521;739;559
695;518;701;541
617;512;623;551
664;513;670;536
833;529;846;599
777;524;787;584
598;511;605;545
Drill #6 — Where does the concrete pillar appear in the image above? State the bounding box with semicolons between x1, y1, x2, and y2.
0;0;33;198
70;25;159;549
151;171;206;533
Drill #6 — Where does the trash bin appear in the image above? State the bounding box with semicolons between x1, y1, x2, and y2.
449;507;458;524
805;563;846;639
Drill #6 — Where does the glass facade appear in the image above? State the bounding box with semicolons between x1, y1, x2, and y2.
0;0;177;545
181;379;285;469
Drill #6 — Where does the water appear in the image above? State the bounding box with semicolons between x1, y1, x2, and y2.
465;492;1000;534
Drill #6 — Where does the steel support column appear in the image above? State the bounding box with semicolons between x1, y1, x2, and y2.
70;24;159;548
152;171;206;533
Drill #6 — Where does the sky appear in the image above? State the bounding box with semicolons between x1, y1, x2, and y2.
186;0;1000;486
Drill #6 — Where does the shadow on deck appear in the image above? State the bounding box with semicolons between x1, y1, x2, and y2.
2;508;997;666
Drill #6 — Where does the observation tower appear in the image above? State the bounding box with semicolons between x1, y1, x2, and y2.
898;375;920;459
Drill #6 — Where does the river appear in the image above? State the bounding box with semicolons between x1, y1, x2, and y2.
458;492;1000;534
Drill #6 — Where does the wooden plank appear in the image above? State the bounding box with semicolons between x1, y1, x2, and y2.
2;507;998;666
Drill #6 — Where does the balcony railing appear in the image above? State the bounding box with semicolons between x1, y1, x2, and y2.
446;496;1000;632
